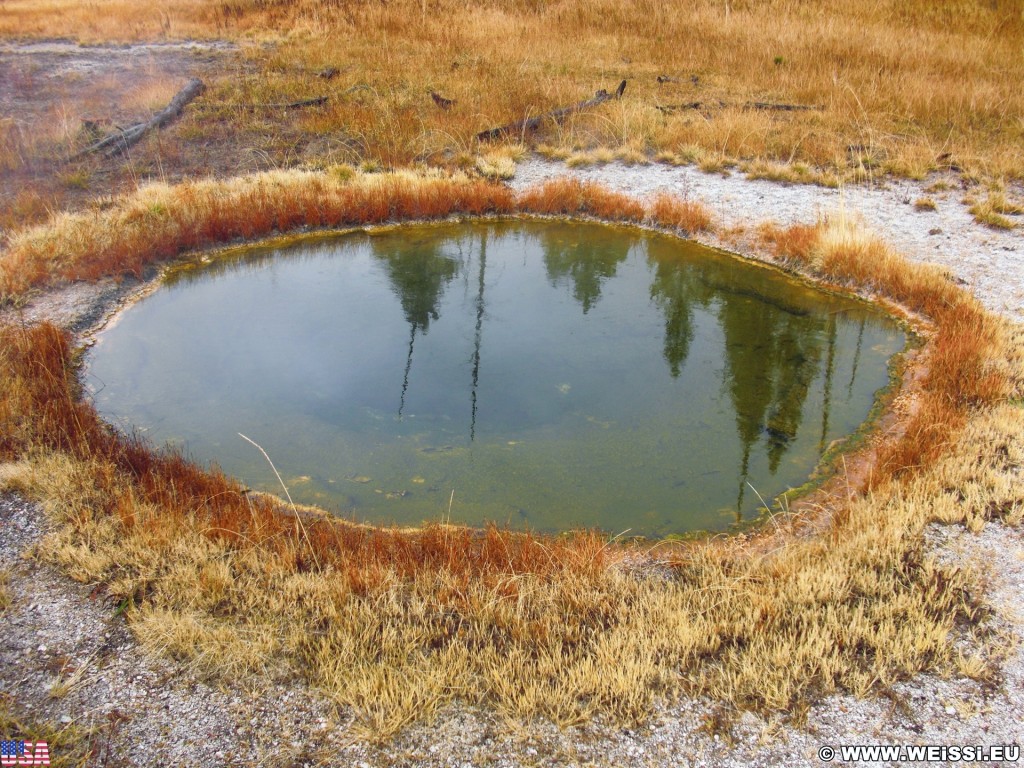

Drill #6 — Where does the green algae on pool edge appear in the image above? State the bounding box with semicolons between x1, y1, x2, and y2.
85;221;905;536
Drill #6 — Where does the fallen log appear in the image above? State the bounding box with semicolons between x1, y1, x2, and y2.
744;101;820;112
656;99;818;115
71;78;205;160
476;80;626;142
229;95;330;111
196;84;375;114
655;100;725;114
193;95;333;113
283;95;329;110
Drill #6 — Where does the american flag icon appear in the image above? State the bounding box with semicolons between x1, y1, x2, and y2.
0;740;50;766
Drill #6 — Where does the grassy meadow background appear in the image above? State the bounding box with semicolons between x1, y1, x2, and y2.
1;0;1023;232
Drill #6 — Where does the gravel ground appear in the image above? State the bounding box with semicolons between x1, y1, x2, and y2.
0;493;347;767
2;159;1023;766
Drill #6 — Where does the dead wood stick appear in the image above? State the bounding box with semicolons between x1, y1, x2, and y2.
476;80;627;142
744;101;820;112
71;78;205;160
229;95;330;111
193;96;331;113
656;100;818;115
195;84;373;113
656;101;721;114
283;95;330;110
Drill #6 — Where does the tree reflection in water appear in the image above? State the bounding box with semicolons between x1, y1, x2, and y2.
540;229;632;314
372;224;849;519
370;236;460;419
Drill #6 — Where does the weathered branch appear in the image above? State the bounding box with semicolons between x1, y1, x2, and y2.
284;96;330;110
655;99;820;116
193;95;329;113
193;84;374;115
656;101;723;114
226;95;331;111
430;91;456;110
476;80;627;142
71;78;205;160
744;101;820;112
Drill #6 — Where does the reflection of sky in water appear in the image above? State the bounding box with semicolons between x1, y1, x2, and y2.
86;221;905;536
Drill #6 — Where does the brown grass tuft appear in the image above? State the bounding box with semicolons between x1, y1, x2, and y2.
516;178;646;222
968;188;1022;230
757;222;818;264
649;193;714;235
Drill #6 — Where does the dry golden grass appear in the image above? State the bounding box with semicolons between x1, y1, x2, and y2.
0;174;1021;740
1;0;1022;230
743;160;839;188
967;187;1024;230
649;192;715;235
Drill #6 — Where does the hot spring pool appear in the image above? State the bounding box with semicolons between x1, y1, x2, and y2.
85;220;904;536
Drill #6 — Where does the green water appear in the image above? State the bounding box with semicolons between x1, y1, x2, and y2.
86;220;904;536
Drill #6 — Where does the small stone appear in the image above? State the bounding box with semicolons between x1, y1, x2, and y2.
37;644;47;653
945;705;956;716
60;715;72;724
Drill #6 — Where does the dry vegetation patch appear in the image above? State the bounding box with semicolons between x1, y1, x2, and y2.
1;171;1021;739
1;0;1023;233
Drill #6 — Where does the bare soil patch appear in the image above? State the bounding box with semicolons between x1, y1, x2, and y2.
0;40;317;233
